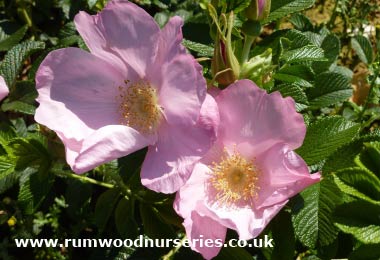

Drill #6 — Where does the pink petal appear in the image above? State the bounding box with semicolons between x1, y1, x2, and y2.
194;60;208;102
200;139;225;166
255;143;321;209
174;163;236;230
73;125;155;173
197;94;220;139
208;87;222;98
156;16;186;64
62;137;82;169
35;47;149;173
174;163;210;219
35;48;124;140
141;94;219;193
158;54;206;126
74;11;129;77
206;199;288;240
148;16;187;90
175;163;288;242
189;165;287;240
183;211;226;260
189;158;291;240
74;0;160;78
174;163;227;258
258;0;266;16
216;79;306;156
0;76;9;101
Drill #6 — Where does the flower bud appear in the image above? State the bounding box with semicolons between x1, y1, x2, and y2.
240;48;273;85
211;12;240;87
245;0;271;21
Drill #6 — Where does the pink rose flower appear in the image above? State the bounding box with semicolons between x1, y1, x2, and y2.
35;0;217;193
0;76;9;101
174;80;321;259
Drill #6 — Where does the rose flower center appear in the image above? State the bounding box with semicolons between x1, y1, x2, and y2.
118;80;162;134
210;151;260;206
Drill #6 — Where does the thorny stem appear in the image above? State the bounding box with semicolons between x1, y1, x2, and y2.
161;235;187;260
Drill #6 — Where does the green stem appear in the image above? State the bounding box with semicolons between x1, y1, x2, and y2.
241;35;255;64
161;235;187;260
21;8;33;28
360;69;380;120
109;172;135;200
55;170;114;189
55;168;160;204
327;0;339;30
106;170;150;203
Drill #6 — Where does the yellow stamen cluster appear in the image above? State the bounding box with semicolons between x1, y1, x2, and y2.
209;150;260;207
118;80;162;134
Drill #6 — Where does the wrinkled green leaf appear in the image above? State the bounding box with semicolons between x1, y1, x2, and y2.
182;39;214;57
272;83;309;102
0;41;45;88
281;45;326;63
0;25;28;51
289;13;313;31
115;198;138;239
313;33;340;73
264;0;315;23
297;116;360;166
351;35;373;64
8;138;51;173
18;169;54;215
307;71;353;109
2;101;36;115
335;200;380;244
333;167;380;204
271;211;295;260
292;178;342;248
323;133;380;174
139;204;176;239
95;188;121;232
0;156;16;193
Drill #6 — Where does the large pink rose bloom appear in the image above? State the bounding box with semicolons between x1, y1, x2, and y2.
0;76;9;101
174;80;321;259
35;0;218;193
